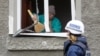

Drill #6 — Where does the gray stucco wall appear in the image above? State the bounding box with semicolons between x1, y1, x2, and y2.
0;0;100;56
82;0;100;56
0;0;8;56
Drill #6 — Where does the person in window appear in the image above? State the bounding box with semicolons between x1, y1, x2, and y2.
64;20;89;56
33;5;62;32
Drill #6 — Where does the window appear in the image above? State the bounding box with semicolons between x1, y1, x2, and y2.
9;0;81;37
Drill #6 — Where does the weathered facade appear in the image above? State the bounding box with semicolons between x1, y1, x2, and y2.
0;0;100;56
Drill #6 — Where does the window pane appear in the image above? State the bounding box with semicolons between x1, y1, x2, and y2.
21;0;44;33
49;0;71;32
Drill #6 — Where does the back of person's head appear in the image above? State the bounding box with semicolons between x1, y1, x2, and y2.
65;20;85;42
49;5;56;15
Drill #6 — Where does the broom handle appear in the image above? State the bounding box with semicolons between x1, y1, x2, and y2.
27;9;37;21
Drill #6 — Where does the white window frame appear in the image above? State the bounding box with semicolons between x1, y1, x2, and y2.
9;0;21;34
9;0;81;37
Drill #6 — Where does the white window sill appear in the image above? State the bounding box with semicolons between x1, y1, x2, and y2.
19;32;68;37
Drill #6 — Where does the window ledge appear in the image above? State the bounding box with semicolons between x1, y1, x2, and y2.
19;33;68;37
7;36;67;50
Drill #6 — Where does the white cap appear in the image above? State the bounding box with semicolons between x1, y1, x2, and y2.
65;20;85;34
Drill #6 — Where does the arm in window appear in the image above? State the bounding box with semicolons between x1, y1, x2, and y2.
52;18;62;32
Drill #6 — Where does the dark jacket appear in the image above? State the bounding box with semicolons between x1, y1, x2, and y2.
64;36;87;56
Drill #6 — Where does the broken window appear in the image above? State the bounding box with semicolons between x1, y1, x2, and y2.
9;0;78;37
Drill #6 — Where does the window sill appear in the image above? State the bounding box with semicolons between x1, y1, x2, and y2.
7;35;67;50
19;32;68;37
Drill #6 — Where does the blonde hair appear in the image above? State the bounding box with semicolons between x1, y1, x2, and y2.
69;35;77;43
